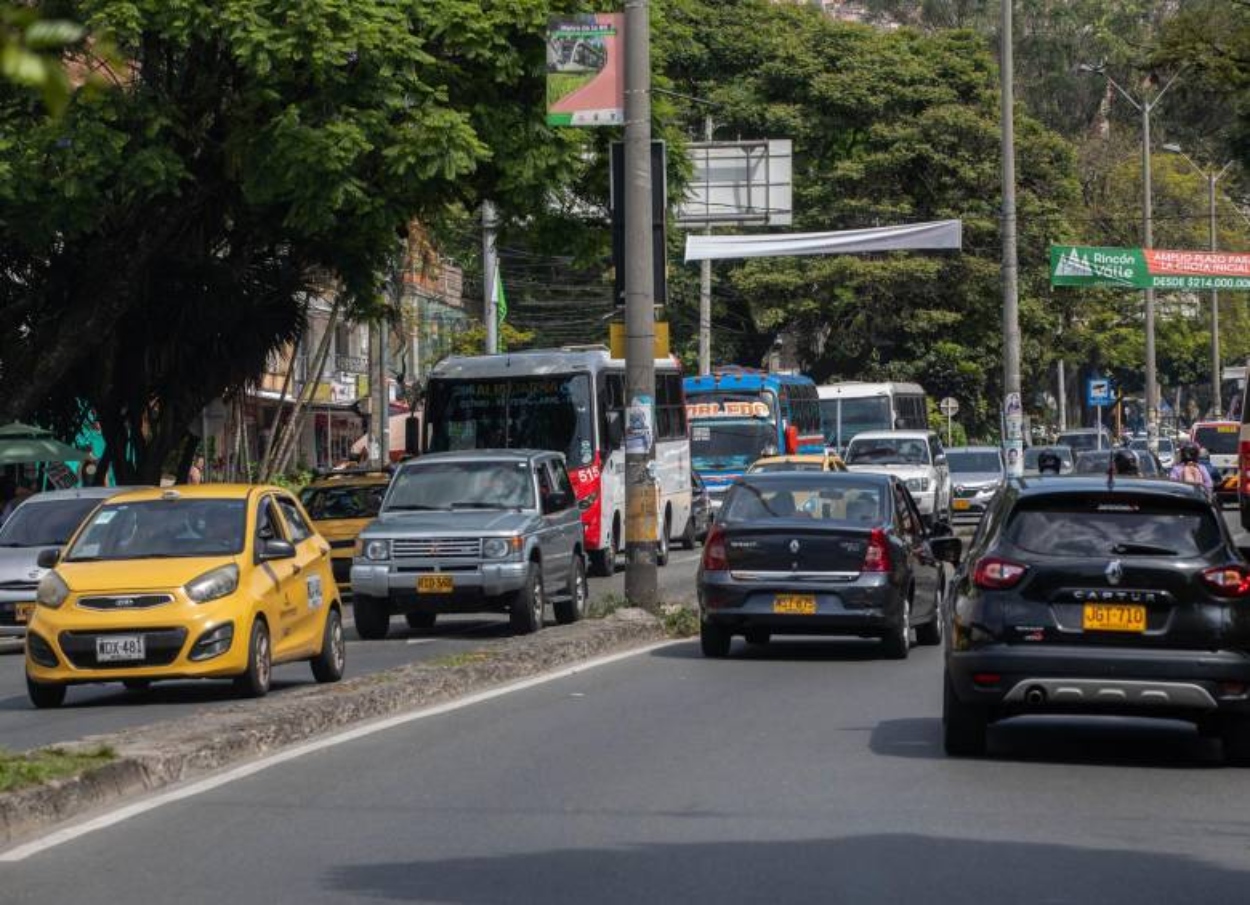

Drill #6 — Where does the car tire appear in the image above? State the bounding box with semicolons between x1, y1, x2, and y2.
880;594;911;660
123;679;152;692
744;628;771;646
26;675;66;709
589;520;616;577
657;509;672;567
233;619;272;699
508;563;544;635
353;595;390;641
700;621;732;658
405;612;437;631
554;555;588;625
943;672;988;757
680;515;697;550
310;607;346;684
1222;715;1250;765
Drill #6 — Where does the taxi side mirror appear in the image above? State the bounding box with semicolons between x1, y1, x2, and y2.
257;538;296;561
36;548;60;569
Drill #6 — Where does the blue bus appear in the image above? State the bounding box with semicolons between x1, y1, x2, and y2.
683;368;824;508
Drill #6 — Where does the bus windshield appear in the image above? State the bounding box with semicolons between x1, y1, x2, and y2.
820;396;891;446
426;375;595;468
690;419;779;470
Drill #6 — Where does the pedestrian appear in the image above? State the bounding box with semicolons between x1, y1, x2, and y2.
1198;447;1222;486
1168;443;1212;492
78;452;100;487
187;455;205;484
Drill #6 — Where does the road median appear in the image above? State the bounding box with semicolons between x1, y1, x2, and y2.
0;607;674;848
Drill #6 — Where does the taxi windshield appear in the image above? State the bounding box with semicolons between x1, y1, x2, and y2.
65;499;247;561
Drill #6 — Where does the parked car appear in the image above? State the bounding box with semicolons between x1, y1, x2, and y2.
943;477;1250;762
697;472;961;659
1055;428;1113;454
1022;445;1075;476
682;472;713;548
747;453;847;474
25;485;344;708
946;446;1004;523
0;486;141;638
299;467;391;591
350;450;587;639
842;430;952;526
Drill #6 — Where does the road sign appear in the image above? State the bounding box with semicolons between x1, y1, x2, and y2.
1087;377;1113;407
939;397;959;417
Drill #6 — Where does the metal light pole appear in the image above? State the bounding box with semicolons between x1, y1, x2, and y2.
1079;64;1184;451
1164;142;1235;418
1000;0;1023;477
624;0;658;610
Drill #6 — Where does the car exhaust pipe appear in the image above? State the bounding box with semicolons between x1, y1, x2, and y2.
1024;685;1047;706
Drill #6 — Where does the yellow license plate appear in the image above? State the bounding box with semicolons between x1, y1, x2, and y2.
774;594;817;615
417;575;454;594
1082;603;1146;633
953;500;972;511
15;602;35;623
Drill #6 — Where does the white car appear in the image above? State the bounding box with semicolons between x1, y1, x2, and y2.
842;430;952;525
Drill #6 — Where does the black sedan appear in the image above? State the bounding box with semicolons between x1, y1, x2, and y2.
698;472;961;659
944;476;1250;762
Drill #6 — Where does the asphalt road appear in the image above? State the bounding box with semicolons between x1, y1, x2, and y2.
0;549;702;752
7;630;1250;901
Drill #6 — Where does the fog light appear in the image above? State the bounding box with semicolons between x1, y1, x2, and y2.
189;622;234;662
26;632;59;668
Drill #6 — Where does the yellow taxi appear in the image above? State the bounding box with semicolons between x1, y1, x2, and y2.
298;468;391;591
24;485;345;708
746;453;848;474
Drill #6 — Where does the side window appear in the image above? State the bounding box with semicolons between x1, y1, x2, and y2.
930;435;945;463
549;460;575;509
277;495;313;542
599;371;626;452
256;497;284;542
654;372;687;441
894;485;920;540
537;462;555;510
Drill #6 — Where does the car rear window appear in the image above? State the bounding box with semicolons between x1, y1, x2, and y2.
1004;498;1222;557
721;478;886;524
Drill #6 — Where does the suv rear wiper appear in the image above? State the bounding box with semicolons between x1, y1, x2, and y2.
1110;543;1178;556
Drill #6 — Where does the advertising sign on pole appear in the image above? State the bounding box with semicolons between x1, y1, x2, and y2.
546;14;624;127
1051;245;1250;291
1004;392;1024;478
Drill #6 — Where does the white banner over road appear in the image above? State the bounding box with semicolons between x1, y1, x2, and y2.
684;219;962;262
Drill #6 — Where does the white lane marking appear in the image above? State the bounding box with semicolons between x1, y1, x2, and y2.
405;638;437;646
0;638;681;862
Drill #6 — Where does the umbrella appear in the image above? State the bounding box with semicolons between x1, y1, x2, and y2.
0;423;87;465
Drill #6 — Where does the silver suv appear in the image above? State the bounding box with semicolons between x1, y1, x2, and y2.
350;450;588;639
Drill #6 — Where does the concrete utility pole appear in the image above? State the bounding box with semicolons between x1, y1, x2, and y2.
698;114;713;375
1057;359;1067;431
377;320;390;468
1000;0;1023;477
624;0;658;610
482;200;499;355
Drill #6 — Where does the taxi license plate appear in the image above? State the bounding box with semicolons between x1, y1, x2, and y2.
1082;603;1146;633
774;594;817;615
96;635;145;662
417;575;454;594
15;602;35;624
952;500;972;511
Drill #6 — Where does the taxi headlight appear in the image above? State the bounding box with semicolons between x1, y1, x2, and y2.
906;477;931;493
184;564;239;604
483;537;522;559
36;571;69;609
365;539;391;561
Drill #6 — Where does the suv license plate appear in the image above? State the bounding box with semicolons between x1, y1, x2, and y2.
97;635;146;662
15;602;35;624
774;594;817;615
1082;603;1146;633
417;575;454;594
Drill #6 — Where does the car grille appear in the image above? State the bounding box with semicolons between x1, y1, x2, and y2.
0;580;38;592
392;538;482;559
59;628;188;669
78;594;174;611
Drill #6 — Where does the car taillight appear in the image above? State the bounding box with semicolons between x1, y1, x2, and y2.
1201;565;1250;597
702;527;728;571
1240;440;1250;494
973;556;1028;590
861;528;891;573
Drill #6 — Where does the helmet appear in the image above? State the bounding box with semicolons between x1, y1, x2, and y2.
1180;443;1200;464
1036;450;1062;474
1113;449;1139;476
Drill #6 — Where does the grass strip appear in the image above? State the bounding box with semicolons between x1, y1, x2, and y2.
0;746;116;794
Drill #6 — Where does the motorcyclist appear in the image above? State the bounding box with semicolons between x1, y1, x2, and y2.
1112;448;1140;476
1169;443;1213;492
1036;450;1062;475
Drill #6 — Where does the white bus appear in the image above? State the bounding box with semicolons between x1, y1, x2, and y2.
817;381;930;451
424;347;692;576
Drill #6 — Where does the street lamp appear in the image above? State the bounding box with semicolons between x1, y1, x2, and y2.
1163;141;1235;418
1078;63;1185;449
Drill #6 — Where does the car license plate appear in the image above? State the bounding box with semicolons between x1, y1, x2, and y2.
953;500;971;511
15;602;35;624
774;594;817;615
1082;603;1146;633
96;635;146;662
417;574;454;594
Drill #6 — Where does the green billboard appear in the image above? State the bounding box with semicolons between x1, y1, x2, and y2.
1050;245;1250;291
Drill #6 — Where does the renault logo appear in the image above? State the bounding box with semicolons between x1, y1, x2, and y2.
789;539;801;555
1105;560;1124;586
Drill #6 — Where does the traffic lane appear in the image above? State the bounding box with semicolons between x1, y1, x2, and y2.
591;547;703;602
0;554;699;751
8;640;1250;903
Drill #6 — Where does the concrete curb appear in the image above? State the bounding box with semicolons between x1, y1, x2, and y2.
0;608;671;848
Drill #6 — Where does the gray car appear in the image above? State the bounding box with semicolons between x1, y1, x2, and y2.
350;450;587;639
0;486;140;636
946;446;1005;523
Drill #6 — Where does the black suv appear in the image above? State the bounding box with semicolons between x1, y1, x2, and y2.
944;476;1250;762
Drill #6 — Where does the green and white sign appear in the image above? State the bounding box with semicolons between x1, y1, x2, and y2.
1051;245;1250;291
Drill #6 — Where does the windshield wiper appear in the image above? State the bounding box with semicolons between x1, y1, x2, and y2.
1110;543;1177;556
449;502;507;510
387;504;448;511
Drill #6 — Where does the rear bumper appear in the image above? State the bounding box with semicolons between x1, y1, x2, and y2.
947;644;1250;717
699;571;904;636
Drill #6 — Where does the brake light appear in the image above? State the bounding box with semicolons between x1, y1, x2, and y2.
861;528;892;573
702;527;728;571
1201;565;1250;597
973;556;1028;590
